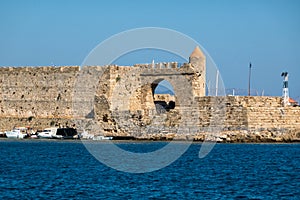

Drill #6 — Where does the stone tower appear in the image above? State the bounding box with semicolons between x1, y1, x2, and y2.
189;46;206;97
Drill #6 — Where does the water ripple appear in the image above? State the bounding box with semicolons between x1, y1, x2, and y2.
0;141;299;199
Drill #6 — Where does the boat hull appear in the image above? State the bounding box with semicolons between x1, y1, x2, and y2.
5;132;26;139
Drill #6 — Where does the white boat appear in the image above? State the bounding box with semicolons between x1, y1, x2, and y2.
92;135;113;140
80;130;94;140
5;127;28;139
37;127;57;139
37;127;77;139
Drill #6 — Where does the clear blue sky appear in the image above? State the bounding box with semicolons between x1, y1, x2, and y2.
1;0;299;98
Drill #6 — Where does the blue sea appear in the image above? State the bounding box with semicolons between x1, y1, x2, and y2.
0;140;299;199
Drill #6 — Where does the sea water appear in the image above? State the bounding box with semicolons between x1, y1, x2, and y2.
0;140;299;199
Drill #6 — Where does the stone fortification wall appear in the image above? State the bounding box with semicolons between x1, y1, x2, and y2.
0;66;79;130
89;62;201;136
0;63;200;133
0;66;299;142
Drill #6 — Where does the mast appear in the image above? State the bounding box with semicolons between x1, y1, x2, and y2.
215;69;219;96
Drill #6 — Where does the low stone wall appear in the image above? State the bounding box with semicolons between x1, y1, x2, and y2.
130;96;300;142
154;94;175;102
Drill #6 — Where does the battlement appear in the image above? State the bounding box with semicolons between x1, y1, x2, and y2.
0;66;81;73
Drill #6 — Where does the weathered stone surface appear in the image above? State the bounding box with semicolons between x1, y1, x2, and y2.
0;51;299;142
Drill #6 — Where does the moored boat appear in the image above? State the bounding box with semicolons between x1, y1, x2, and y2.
93;135;113;140
37;127;78;139
37;127;57;139
5;127;28;139
0;131;6;137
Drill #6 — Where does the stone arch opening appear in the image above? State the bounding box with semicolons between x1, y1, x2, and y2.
151;79;176;114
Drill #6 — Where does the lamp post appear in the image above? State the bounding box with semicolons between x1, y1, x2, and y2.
281;72;289;106
248;62;252;96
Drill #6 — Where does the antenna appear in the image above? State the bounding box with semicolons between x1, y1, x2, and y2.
281;72;289;106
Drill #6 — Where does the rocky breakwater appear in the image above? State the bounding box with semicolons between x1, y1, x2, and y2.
135;128;300;143
193;130;300;143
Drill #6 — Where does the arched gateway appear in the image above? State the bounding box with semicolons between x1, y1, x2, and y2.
87;46;206;136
